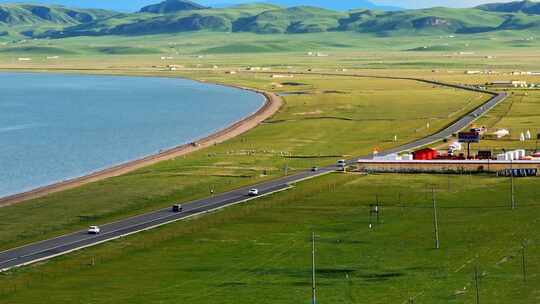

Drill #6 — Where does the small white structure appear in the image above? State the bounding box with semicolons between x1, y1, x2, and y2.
167;64;183;71
271;74;294;79
449;141;462;151
506;152;515;161
490;80;528;88
18;57;32;61
512;81;528;88
499;149;528;161
526;130;532;140
520;132;526;142
494;129;510;138
401;154;414;161
374;153;401;161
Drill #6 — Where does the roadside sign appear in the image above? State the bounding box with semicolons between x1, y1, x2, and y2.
458;132;480;143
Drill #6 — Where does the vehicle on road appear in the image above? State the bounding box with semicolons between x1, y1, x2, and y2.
87;226;101;235
311;166;319;172
337;160;347;171
172;204;183;212
248;189;259;196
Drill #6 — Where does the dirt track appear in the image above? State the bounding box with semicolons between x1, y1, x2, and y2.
0;88;282;207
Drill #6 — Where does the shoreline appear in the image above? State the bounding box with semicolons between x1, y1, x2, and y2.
0;84;282;207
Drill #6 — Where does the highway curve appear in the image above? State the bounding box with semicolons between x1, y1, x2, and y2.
0;75;507;272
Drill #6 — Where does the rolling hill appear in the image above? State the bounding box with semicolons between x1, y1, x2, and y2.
0;3;117;37
2;0;540;38
263;0;401;11
477;0;540;15
0;4;116;25
139;0;209;14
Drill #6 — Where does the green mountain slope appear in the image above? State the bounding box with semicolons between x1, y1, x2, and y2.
477;0;540;15
139;0;209;14
38;4;281;37
343;8;508;35
233;6;345;34
0;4;115;25
0;4;117;37
4;0;540;39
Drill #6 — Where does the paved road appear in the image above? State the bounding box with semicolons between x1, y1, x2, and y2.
0;82;507;272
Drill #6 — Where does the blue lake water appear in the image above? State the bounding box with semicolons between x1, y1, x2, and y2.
0;72;265;198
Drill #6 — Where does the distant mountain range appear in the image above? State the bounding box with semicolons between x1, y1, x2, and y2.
140;0;209;14
254;0;401;11
0;0;540;39
0;0;401;12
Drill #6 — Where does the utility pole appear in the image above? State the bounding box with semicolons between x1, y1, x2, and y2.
311;232;317;304
474;266;480;304
398;192;404;215
376;195;380;224
432;186;440;250
510;159;516;210
522;243;527;283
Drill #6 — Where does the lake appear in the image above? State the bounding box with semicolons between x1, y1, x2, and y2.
0;72;266;198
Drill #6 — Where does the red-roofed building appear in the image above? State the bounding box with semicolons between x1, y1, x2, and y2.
413;148;438;160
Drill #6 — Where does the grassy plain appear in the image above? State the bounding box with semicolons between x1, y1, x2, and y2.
0;71;487;251
1;31;540;304
2;173;539;303
470;91;540;153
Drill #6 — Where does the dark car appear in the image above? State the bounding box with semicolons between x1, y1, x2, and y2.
172;204;183;212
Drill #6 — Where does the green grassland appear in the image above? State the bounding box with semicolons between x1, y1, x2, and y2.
9;31;540;54
1;13;540;303
1;30;540;74
474;91;540;152
0;72;488;251
2;173;539;303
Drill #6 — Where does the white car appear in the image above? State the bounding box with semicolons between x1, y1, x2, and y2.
88;226;101;235
248;189;260;196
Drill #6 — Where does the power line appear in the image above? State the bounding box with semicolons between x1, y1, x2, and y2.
432;185;440;250
474;266;480;304
312;232;317;304
522;243;527;283
510;159;516;210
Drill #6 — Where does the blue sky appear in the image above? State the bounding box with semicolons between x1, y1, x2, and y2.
0;0;513;11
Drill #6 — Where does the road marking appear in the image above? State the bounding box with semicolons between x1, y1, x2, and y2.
0;185;293;272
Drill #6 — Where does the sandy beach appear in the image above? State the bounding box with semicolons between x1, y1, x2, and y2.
0;86;282;207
